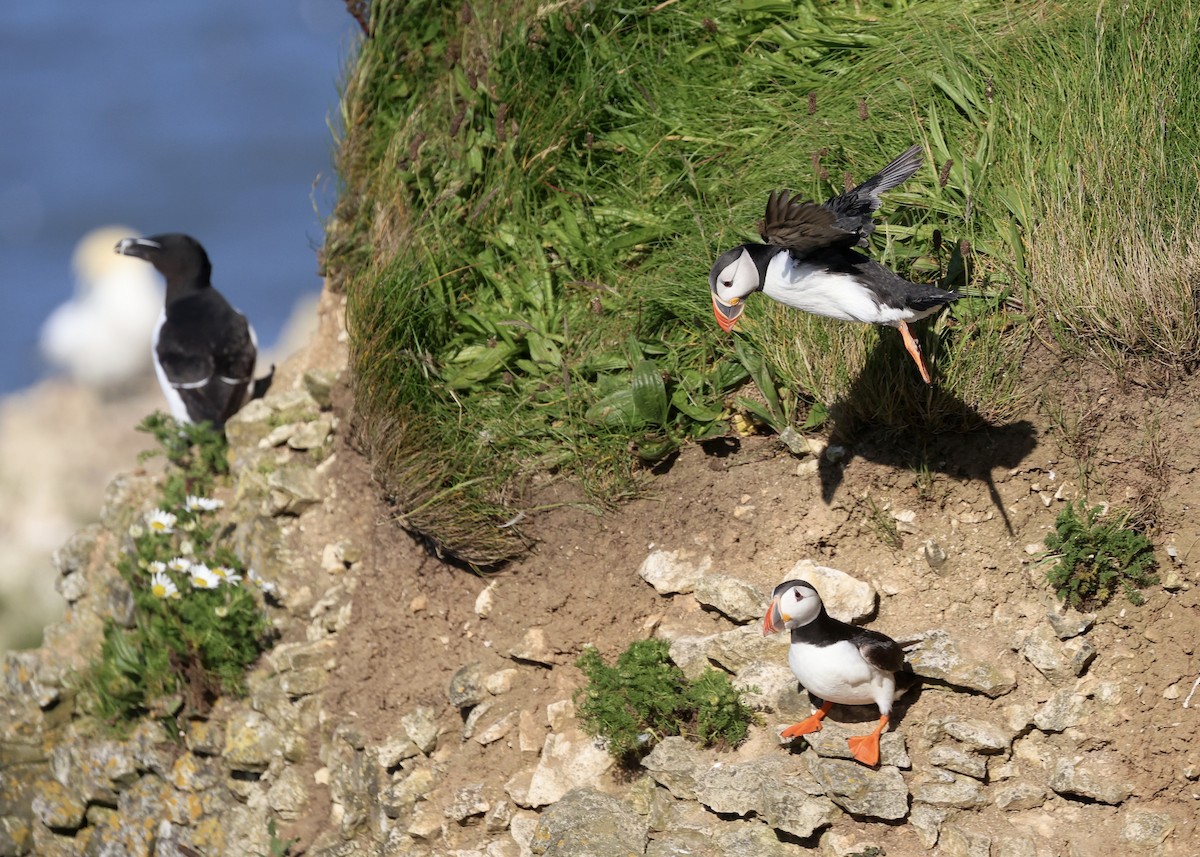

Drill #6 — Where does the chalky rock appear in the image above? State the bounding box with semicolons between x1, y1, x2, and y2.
30;779;86;831
667;635;715;681
1120;809;1175;847
759;787;838;840
911;775;987;809
907;629;1017;697
1022;624;1096;684
638;549;712;595
928;745;987;779
717;820;810;857
445;784;490;822
705;626;789;674
1047;610;1096;640
1033;688;1087;733
401;706;440;755
525;727;614;808
266;465;324;516
788;560;877;622
800;722;911;769
449;661;488;709
693;575;769;624
936;717;1013;753
641;737;705;801
733;661;808;719
806;756;909;821
529;788;647;857
993;782;1048;811
1049;755;1134;804
693;755;810;817
938;823;992;857
223;710;284;773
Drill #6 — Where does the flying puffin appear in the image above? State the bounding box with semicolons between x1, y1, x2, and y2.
762;579;912;766
115;233;272;427
709;144;958;384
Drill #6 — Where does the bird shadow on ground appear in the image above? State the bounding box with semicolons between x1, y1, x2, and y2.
815;341;1037;535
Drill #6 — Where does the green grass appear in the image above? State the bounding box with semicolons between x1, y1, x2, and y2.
1043;501;1158;608
327;0;1198;564
80;415;275;728
574;639;755;763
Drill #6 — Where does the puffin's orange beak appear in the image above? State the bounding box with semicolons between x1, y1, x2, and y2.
762;595;787;636
713;294;744;333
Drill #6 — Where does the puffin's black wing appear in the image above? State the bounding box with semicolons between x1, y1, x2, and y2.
853;628;906;674
757;190;858;255
823;145;923;246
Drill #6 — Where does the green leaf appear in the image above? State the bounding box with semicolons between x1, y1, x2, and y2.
631;360;669;428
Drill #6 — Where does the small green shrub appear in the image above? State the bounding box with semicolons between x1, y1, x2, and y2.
1043;501;1158;608
81;414;277;728
575;639;754;763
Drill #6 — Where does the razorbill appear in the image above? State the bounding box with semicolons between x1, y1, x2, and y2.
114;233;273;427
763;579;914;766
710;144;958;383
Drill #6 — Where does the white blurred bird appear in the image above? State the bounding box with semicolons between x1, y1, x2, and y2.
39;226;164;390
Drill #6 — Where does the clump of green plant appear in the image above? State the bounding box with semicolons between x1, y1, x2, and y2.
574;639;755;763
82;414;277;728
1043;501;1158;607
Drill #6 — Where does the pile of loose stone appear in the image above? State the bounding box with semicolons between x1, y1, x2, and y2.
0;377;1184;856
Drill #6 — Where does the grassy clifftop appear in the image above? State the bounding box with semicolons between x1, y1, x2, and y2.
325;0;1199;566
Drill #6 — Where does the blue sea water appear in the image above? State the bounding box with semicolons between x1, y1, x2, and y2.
0;0;358;393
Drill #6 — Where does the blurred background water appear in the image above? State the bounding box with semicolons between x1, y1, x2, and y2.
0;0;357;394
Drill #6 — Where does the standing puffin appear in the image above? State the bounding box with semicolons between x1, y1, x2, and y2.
115;233;272;427
709;144;958;384
762;579;911;766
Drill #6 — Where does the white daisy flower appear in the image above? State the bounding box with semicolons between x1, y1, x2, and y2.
147;561;167;575
211;566;243;585
247;568;277;595
186;495;224;512
167;557;191;573
150;572;178;600
189;563;221;590
129;523;145;538
146;509;177;535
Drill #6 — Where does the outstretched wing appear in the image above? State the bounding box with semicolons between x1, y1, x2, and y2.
823;144;923;246
757;189;858;255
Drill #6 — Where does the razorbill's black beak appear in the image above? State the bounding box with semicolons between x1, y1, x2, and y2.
114;237;162;261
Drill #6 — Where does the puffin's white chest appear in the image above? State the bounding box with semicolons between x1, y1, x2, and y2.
788;639;892;708
763;253;911;325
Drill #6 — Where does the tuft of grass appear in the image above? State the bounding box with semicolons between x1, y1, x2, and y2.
1043;501;1158;608
80;414;276;729
574;639;754;764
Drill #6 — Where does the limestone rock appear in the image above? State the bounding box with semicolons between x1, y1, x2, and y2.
267;765;310;820
929;745;987;779
639;549;712;595
759;787;838;840
907;629;1017;697
938;823;992;857
1022;624;1096;684
993;781;1048;811
641;737;705;801
529;788;647;857
1047;610;1096;640
1033;688;1087;733
733;661;807;719
508;628;560;666
693;575;768;624
667;634;714;681
287;418;333;451
302;368;339;409
449;661;488;709
445;784;490;822
806;756;909;820
1120;809;1175;846
705;625;789;674
475;711;519;746
401;706;440;755
716;820;809;856
30;779;86;831
645;828;720;857
911;775;987;809
937;717;1013;753
787;560;876;622
694;755;796;816
267;465;324;516
1049;755;1134;804
525;727;614;808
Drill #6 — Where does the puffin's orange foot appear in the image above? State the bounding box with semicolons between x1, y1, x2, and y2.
780;701;833;739
781;715;823;739
846;732;881;766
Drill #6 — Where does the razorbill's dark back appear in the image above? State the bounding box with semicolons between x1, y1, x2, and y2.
115;233;272;427
710;145;958;384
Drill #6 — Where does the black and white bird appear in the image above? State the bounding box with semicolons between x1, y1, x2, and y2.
115;233;272;427
709;145;958;384
762;579;913;766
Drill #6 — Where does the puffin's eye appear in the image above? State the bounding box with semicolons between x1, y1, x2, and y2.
722;279;732;288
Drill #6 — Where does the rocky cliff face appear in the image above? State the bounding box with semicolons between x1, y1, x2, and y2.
1;288;1195;857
